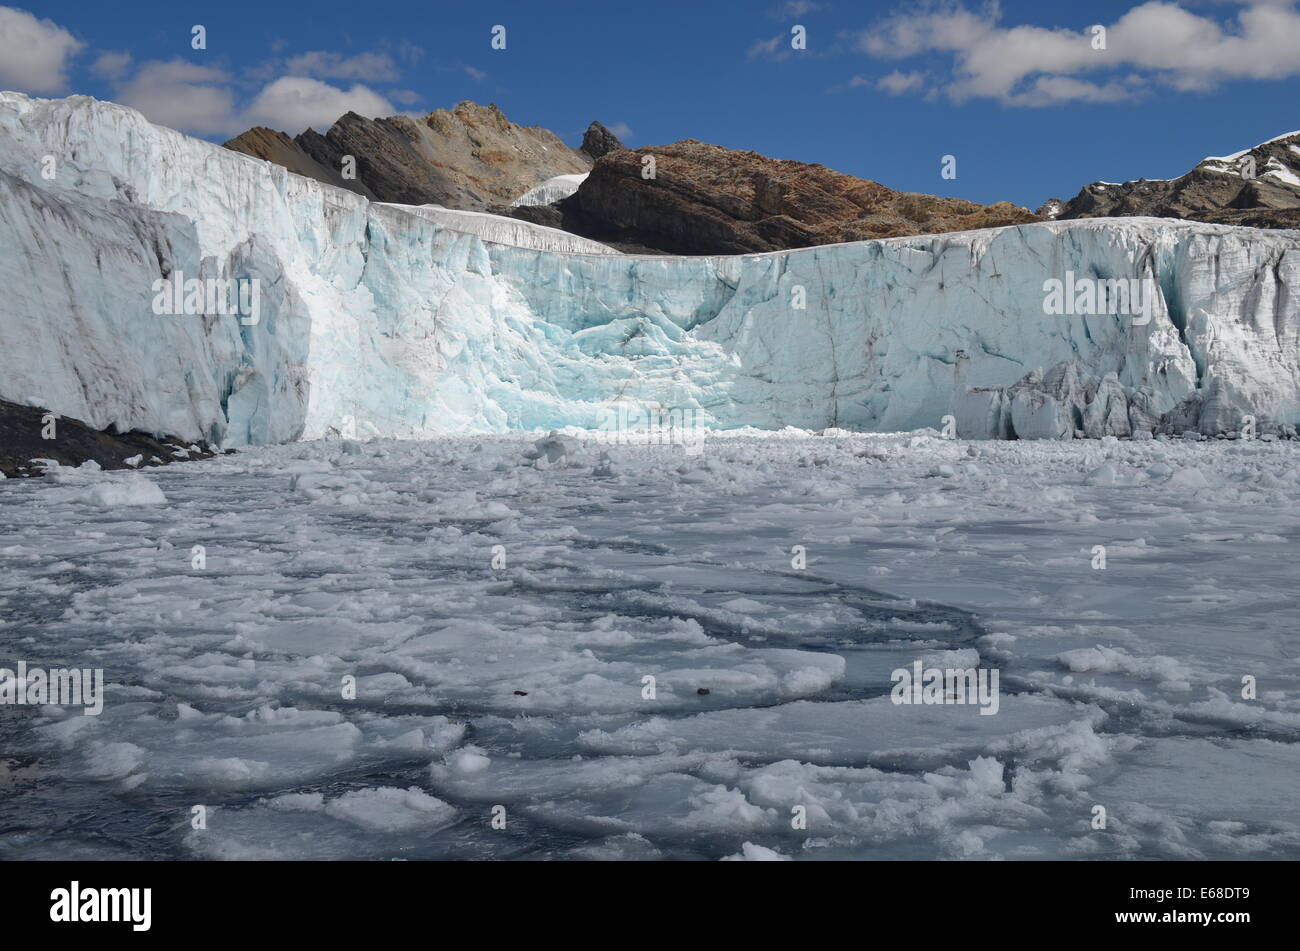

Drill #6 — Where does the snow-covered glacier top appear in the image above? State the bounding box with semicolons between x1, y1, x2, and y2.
1;92;1298;446
378;202;617;255
509;172;588;208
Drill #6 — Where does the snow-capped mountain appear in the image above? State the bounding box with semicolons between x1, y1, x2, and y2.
1;93;1298;448
1053;129;1300;230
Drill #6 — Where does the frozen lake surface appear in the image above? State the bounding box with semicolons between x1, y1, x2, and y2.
1;430;1297;860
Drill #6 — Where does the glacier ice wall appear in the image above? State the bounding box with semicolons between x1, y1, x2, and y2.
510;172;588;208
1;93;1298;445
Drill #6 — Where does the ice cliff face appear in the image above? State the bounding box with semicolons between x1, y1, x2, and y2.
1;93;1298;445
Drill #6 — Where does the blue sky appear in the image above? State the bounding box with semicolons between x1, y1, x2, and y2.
4;0;1300;208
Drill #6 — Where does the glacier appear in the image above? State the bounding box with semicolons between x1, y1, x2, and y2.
1;91;1299;447
509;172;589;208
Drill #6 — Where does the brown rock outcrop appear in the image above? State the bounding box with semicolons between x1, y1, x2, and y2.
552;139;1040;255
225;102;591;210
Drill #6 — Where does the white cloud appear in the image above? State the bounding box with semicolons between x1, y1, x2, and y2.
876;70;927;94
284;51;400;83
1002;75;1141;107
91;50;132;81
747;34;792;61
108;59;396;136
0;7;411;135
463;65;487;81
607;121;633;140
856;0;1300;105
0;6;84;93
115;60;237;136
396;41;423;65
244;77;395;132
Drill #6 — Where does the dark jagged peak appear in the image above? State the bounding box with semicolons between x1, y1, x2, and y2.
223;126;375;199
1036;198;1065;219
581;121;625;160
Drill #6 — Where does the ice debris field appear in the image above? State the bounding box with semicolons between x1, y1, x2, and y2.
2;433;1298;860
0;94;1297;860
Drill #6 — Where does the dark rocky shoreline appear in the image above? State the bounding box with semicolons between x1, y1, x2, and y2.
0;398;226;479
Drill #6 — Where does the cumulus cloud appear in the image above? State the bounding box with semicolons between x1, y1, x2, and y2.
90;50;132;81
1;5;412;137
855;0;1300;105
1006;75;1142;107
243;77;396;132
108;58;395;136
0;5;84;93
115;60;238;136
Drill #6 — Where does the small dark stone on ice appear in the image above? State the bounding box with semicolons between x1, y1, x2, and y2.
513;690;528;696
697;688;710;696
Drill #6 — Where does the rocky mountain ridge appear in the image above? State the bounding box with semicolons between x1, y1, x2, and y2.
541;138;1041;254
226;101;592;211
1042;130;1300;229
226;100;1300;254
227;104;1041;254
